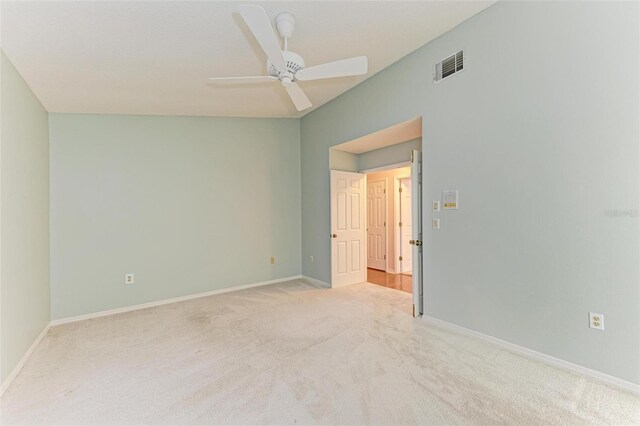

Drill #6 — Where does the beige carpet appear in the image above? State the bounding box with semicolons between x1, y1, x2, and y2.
1;279;638;425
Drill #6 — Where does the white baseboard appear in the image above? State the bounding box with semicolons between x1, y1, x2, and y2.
301;275;331;288
50;275;303;326
0;323;50;397
422;315;640;395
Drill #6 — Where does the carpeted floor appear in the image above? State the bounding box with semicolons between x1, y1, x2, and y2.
1;279;638;425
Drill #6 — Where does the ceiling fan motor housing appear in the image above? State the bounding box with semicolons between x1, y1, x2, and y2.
268;50;305;79
275;12;295;39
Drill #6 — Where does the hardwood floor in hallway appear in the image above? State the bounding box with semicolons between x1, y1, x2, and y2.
367;268;412;293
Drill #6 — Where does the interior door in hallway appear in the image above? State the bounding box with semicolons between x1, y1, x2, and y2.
399;178;412;275
330;170;366;288
367;179;386;271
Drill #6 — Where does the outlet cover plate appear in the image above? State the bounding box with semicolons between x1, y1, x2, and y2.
125;273;135;285
589;312;604;330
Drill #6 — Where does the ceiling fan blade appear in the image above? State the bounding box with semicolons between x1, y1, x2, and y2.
284;82;312;111
209;76;278;84
237;5;287;72
296;56;368;81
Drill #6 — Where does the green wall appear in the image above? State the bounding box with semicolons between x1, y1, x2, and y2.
357;138;422;171
49;114;301;320
0;52;51;384
300;1;640;384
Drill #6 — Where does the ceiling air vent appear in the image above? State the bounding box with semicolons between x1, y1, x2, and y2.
434;50;464;82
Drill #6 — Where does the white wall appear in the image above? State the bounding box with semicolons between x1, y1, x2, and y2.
0;51;51;384
301;1;640;384
50;114;301;320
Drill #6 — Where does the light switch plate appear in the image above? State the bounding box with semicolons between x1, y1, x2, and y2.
432;201;440;212
432;218;440;229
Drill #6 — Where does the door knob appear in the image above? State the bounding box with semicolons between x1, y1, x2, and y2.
415;240;423;246
331;234;337;238
409;240;415;245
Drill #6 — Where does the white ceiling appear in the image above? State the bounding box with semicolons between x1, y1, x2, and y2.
1;1;494;118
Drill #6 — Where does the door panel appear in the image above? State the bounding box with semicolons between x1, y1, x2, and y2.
400;179;413;274
366;179;386;270
411;150;423;316
351;193;361;228
331;170;367;287
337;241;347;274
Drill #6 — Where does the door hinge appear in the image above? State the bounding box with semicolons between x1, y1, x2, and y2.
384;254;386;260
384;188;386;194
399;222;402;227
399;256;403;261
384;221;386;227
399;187;403;193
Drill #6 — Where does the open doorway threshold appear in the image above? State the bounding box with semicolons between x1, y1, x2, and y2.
367;268;412;294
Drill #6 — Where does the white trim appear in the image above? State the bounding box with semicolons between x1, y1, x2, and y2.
360;161;410;174
0;323;50;396
301;275;331;288
50;275;302;326
423;315;640;395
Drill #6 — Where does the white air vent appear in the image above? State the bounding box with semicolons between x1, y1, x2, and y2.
434;50;464;82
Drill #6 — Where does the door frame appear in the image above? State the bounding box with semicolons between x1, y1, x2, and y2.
366;178;388;272
394;175;412;274
326;115;423;314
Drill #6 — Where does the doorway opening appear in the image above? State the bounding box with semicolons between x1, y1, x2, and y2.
328;117;424;316
365;166;412;294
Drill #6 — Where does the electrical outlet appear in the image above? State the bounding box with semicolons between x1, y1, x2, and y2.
270;256;275;265
589;312;604;330
310;255;314;263
432;218;440;229
125;273;135;285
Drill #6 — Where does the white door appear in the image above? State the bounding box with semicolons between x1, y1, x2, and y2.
331;170;366;287
399;178;412;275
367;179;386;271
410;150;423;317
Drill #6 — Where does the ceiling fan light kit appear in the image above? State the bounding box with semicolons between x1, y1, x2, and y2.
208;5;368;112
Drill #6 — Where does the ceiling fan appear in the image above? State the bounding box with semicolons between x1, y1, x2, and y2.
209;5;368;112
